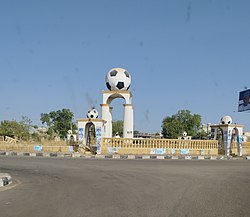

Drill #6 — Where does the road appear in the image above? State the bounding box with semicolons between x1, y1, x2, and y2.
0;156;250;217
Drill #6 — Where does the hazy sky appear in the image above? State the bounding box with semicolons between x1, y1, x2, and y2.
1;0;250;133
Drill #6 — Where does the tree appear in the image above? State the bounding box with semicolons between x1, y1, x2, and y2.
40;108;77;139
112;120;123;137
0;116;33;141
161;109;204;139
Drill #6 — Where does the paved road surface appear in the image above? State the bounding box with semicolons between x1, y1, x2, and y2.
0;156;250;217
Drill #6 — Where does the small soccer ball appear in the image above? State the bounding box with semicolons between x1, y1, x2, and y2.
182;131;187;137
87;108;99;119
105;68;131;91
67;130;72;135
220;116;232;124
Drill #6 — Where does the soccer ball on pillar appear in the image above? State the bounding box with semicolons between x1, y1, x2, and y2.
105;68;131;91
87;108;99;119
182;131;187;137
220;116;232;125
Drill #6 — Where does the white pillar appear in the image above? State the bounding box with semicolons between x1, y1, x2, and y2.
237;127;243;157
123;104;133;138
77;121;86;146
237;135;243;157
223;129;231;157
109;106;113;137
94;122;103;155
101;104;112;138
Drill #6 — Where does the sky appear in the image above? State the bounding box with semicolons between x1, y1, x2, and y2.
0;0;250;133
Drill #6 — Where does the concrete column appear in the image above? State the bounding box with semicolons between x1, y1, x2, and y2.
101;104;112;138
123;104;133;138
77;121;86;146
237;127;243;157
213;128;217;140
237;135;243;157
109;106;113;137
94;122;103;155
223;129;231;157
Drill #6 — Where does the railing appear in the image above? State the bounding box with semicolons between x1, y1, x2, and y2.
230;141;250;149
0;136;17;144
102;138;218;150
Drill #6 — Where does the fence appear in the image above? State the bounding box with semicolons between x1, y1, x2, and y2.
0;136;16;144
101;138;218;156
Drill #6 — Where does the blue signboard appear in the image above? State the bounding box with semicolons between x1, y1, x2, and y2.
180;149;189;155
34;145;43;151
156;148;166;155
96;127;102;154
150;148;156;155
68;146;74;152
78;128;84;141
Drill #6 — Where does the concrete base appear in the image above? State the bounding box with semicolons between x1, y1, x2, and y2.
112;155;121;159
127;155;136;159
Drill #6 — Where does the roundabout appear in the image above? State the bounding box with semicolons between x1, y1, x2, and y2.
1;156;250;217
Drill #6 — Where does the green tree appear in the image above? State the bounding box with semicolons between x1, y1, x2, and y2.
112;120;123;137
0;116;33;141
40;108;77;139
161;109;203;139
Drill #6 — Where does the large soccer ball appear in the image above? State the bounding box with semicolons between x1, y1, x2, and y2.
87;108;99;119
105;68;131;91
220;116;232;125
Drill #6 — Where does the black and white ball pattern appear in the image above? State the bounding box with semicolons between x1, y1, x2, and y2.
220;116;232;124
87;108;99;119
105;68;131;91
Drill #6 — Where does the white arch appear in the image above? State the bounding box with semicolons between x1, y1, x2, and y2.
102;90;132;105
77;118;106;154
210;124;244;157
101;90;133;138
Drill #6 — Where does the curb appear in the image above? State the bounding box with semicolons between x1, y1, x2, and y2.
0;173;12;187
0;151;248;161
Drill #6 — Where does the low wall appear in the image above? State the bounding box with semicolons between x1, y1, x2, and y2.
231;142;250;155
0;143;73;153
243;142;250;155
3;140;248;156
101;138;218;156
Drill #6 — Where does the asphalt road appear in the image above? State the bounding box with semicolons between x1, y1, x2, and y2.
0;157;250;217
